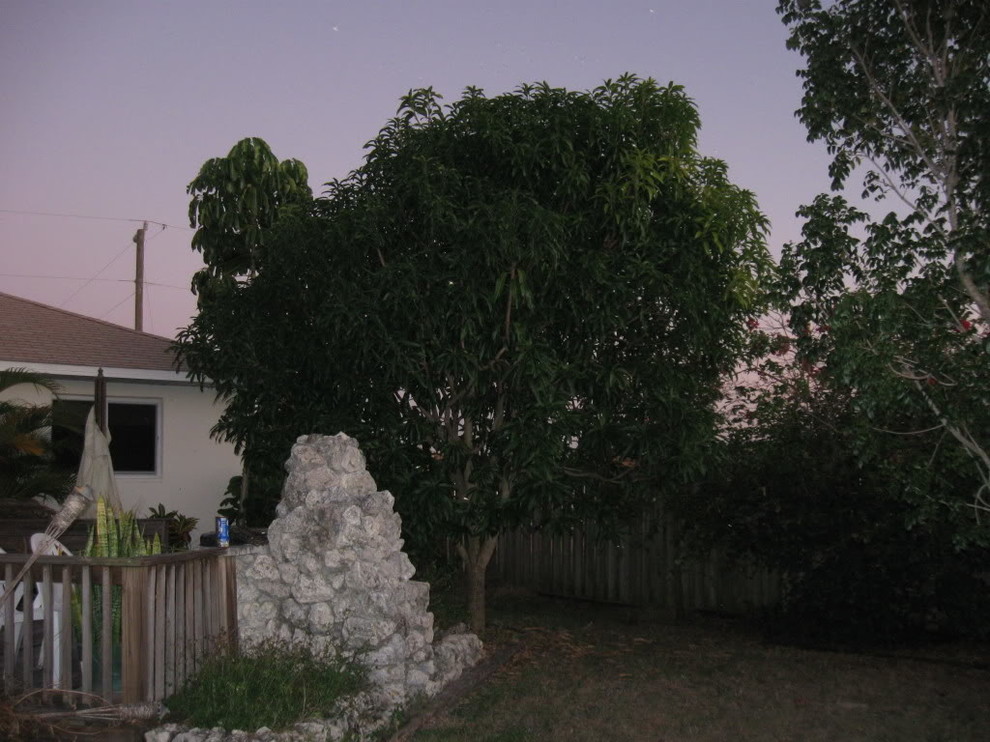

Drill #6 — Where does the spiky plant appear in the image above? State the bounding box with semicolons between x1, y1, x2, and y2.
75;497;162;684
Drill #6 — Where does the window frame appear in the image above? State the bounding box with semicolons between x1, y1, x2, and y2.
54;395;163;478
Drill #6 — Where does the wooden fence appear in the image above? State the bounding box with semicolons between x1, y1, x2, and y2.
0;548;237;704
491;516;780;615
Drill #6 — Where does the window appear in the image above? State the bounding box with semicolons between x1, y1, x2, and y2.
53;399;161;475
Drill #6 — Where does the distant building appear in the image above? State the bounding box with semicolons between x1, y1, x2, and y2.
0;291;240;540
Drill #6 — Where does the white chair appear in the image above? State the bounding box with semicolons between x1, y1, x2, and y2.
0;546;44;668
29;533;73;688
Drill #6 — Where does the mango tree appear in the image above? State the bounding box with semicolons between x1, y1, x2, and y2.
177;76;771;631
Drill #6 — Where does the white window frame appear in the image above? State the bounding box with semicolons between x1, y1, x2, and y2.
58;395;163;478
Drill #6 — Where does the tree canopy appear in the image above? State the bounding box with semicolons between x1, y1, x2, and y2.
669;1;990;645
776;0;990;518
187;136;312;299
176;75;771;629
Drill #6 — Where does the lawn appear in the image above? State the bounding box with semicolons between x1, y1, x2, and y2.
407;586;990;741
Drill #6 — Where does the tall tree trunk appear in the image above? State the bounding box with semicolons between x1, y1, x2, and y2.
459;534;498;633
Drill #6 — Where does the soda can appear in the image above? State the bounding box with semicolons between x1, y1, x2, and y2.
216;516;230;548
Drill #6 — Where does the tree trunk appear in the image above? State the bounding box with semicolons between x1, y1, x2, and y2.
460;534;498;634
239;462;250;526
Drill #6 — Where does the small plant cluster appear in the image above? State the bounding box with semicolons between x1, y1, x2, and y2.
148;503;199;551
84;497;162;557
165;639;367;732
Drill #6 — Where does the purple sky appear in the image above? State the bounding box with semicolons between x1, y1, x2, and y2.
0;1;831;339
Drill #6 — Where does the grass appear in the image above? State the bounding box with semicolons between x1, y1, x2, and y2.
165;638;367;732
412;584;990;741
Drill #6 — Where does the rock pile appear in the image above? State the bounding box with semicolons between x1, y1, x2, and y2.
149;433;481;741
237;433;481;708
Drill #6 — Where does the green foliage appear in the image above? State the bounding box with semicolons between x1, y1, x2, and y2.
776;196;989;521
217;470;281;527
687;0;990;645
148;503;199;551
0;368;74;500
689;342;990;644
777;0;990;238
84;497;162;558
187;136;312;298
165;639;367;732
176;76;772;569
783;0;989;238
776;0;990;517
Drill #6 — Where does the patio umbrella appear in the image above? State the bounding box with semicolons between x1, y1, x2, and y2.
77;406;122;512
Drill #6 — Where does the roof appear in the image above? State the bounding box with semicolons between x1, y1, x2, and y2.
0;292;179;374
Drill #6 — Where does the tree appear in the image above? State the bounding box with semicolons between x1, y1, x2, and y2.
185;137;312;517
177;76;771;631
777;0;990;518
187;137;312;298
0;368;74;500
691;316;988;644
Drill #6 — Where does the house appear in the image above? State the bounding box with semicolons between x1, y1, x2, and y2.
0;291;241;541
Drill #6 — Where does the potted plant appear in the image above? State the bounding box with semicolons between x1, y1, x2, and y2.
148;504;198;551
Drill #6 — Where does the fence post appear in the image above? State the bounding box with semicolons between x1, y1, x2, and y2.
220;553;239;651
1;562;19;693
122;565;148;703
80;566;93;693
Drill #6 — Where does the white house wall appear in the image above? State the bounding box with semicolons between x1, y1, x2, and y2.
2;377;242;544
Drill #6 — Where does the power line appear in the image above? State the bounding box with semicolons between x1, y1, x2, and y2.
0;274;190;291
0;273;131;282
0;208;192;231
58;240;134;309
100;291;136;321
146;281;192;291
0;214;197;322
148;228;166;241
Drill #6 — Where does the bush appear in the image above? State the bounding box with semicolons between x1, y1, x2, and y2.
681;370;990;647
165;639;367;731
218;468;282;527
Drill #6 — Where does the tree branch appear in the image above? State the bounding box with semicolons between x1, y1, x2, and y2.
911;378;990;519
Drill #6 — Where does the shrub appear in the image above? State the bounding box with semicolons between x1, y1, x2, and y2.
681;367;990;647
165;639;367;732
148;503;199;551
218;469;282;527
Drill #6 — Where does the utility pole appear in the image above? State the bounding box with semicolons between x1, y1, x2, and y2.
133;221;147;331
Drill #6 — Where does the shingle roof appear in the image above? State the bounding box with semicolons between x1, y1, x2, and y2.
0;292;178;372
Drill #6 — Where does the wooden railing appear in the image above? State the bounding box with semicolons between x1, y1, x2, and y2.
0;548;237;704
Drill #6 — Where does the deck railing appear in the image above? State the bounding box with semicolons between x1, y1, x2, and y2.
0;548;237;704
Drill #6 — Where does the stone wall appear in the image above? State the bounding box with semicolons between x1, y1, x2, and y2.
232;433;482;711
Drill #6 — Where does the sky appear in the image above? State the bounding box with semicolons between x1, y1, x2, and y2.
0;0;833;339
